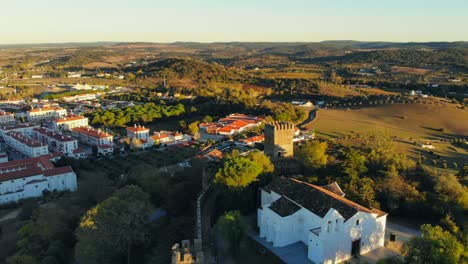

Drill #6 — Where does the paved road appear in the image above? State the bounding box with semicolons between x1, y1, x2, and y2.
298;108;317;130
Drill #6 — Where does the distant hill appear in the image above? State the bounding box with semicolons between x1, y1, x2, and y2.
0;42;120;49
308;48;468;69
130;58;243;81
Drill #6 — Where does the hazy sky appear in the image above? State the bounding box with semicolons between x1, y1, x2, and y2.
1;0;467;44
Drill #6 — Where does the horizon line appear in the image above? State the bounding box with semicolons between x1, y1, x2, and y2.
1;39;467;47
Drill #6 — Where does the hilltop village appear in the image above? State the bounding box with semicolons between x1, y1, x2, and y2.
0;42;466;264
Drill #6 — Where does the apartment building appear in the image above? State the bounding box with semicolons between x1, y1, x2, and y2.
52;115;89;131
3;131;49;157
32;127;78;157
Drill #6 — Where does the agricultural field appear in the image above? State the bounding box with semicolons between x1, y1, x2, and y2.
311;103;468;169
312;103;467;139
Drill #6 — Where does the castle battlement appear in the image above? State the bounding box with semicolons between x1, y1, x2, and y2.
264;121;295;159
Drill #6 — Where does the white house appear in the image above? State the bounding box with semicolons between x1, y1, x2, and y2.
32;127;78;157
0;123;40;138
258;178;387;264
52;115;89;131
71;126;113;146
67;72;81;78
3;131;49;157
27;106;67;122
0;110;15;124
0;152;8;163
0;154;77;204
148;131;187;146
126;124;150;140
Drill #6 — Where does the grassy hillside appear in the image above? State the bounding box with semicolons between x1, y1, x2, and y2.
312;103;468;139
312;103;468;170
311;48;468;70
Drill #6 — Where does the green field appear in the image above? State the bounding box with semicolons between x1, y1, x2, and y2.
312;103;468;169
313;103;467;139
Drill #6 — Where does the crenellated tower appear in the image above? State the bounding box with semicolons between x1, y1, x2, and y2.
264;121;294;159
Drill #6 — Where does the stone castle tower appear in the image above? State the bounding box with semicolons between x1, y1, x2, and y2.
264;121;295;159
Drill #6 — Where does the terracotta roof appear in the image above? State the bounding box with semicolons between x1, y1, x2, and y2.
200;149;223;161
73;147;86;154
55;115;87;123
5;131;46;148
33;127;76;142
0;111;13;116
72;126;112;139
151;134;169;140
1;123;39;131
0;165;43;182
98;144;113;149
29;106;64;113
240;135;265;144
262;178;387;220
127;125;149;132
44;166;73;176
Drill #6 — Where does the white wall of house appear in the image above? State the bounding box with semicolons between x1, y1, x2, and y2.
0;171;77;204
258;189;386;264
3;133;49;157
47;172;77;192
27;109;67;122
53;118;89;131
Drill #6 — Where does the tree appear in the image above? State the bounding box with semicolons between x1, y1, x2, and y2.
215;156;263;189
341;147;367;179
179;120;187;130
246;151;274;174
376;166;420;213
296;141;328;170
128;164;169;206
345;177;376;208
126;73;136;82
188;121;200;136
75;185;151;264
215;211;245;255
202;115;213;123
402;225;464;264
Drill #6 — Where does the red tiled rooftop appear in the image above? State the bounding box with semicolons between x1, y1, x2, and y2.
240;135;265;144
127;125;149;132
0;165;43;182
33;127;76;142
72;126;112;139
6;131;46;148
44;166;74;177
1;123;39;131
98;144;113;149
0;111;13;116
55;115;87;123
73;147;86;154
29;106;64;113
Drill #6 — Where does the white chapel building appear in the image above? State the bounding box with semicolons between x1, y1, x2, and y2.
258;178;387;264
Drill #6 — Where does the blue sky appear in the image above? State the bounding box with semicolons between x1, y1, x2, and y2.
0;0;467;43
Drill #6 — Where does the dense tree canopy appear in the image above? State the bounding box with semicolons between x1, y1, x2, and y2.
296;141;329;170
403;225;465;264
215;156;263;189
75;185;151;264
89;103;185;127
215;211;245;255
